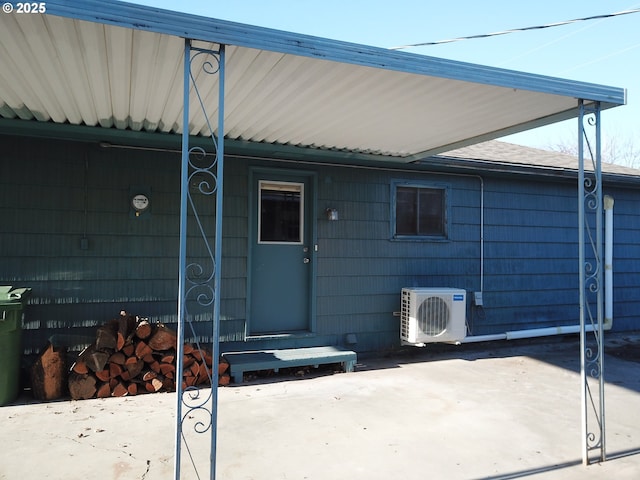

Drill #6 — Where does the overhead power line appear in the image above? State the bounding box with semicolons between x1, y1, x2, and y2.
390;8;640;50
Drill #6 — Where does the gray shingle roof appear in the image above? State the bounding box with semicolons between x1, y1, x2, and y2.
441;140;640;178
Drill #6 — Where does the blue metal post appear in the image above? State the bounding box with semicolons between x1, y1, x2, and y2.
209;43;225;479
578;100;587;465
579;99;605;465
174;37;191;479
174;39;224;480
595;104;606;463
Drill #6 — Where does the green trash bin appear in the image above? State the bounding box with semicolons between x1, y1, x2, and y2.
0;286;32;406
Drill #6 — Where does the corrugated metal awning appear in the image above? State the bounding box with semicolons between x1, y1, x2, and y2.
0;1;626;160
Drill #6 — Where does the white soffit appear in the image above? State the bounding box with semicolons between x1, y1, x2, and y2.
0;1;627;160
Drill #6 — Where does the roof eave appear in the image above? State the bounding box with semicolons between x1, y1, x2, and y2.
3;117;639;184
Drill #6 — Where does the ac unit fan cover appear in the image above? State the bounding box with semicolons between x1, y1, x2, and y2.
416;296;450;336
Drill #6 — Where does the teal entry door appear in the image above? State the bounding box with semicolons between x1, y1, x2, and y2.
249;172;314;334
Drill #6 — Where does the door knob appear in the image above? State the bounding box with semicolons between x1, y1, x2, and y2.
303;258;310;264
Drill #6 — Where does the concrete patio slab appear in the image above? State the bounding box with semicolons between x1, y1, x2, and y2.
1;333;639;479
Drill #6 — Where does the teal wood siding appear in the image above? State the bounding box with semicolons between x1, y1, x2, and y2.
0;135;240;353
218;161;249;340
478;178;580;335
605;185;640;331
315;167;481;352
2;134;639;357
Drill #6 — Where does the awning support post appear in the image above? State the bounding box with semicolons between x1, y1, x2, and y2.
175;39;225;480
578;99;605;465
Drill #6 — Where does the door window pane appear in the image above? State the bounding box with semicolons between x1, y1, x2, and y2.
259;182;303;243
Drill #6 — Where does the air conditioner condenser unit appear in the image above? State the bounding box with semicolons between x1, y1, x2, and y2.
400;287;467;345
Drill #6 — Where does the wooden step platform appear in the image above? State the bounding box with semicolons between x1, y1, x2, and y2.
222;346;357;383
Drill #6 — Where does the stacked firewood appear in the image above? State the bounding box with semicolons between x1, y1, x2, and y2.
68;312;230;400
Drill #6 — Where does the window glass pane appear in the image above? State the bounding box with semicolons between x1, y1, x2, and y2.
395;185;446;237
396;187;417;235
259;184;302;243
418;189;444;235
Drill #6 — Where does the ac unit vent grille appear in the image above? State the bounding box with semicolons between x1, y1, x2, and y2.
417;296;450;336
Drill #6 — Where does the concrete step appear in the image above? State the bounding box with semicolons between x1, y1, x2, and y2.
222;346;357;383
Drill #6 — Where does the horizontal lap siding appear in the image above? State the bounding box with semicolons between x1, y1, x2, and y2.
479;179;580;334
605;187;640;331
316;167;481;352
477;178;639;335
0;136;242;353
218;164;249;340
317;169;640;344
4;134;639;357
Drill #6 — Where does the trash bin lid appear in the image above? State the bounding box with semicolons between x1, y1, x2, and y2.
0;286;32;303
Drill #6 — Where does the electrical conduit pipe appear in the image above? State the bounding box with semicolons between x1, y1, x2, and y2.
604;195;614;330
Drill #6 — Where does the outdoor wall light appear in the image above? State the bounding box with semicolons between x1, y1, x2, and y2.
326;208;339;221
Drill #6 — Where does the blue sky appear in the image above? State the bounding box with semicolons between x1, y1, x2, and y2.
130;0;639;152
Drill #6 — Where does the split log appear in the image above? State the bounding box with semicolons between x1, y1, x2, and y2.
112;382;128;397
191;349;205;362
219;358;229;375
183;355;195;368
148;360;161;374
118;311;137;339
196;362;209;385
121;343;135;357
141;353;155;364
109;351;126;365
162;377;174;390
109;362;123;379
116;311;137;351
71;360;89;375
124;357;144;379
160;352;175;364
134;341;153;360
68;373;97;400
147;325;177;351
30;342;67;401
96;383;111;398
135;319;153;340
95;324;117;350
127;383;138;396
116;333;125;352
145;378;164;393
159;363;175;377
77;345;110;373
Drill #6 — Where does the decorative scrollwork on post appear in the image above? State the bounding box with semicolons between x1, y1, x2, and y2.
578;100;605;465
175;39;225;480
181;386;214;434
189;146;218;196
